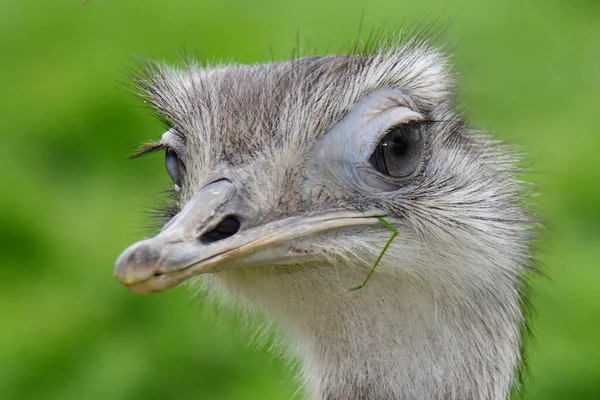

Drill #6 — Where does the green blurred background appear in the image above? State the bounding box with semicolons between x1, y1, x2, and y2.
1;0;599;399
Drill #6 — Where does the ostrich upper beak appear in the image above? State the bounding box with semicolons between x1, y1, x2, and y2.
114;180;380;294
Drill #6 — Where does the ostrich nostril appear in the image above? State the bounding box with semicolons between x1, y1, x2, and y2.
200;216;241;244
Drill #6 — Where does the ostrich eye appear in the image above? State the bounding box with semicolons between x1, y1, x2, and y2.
165;148;183;189
369;123;424;178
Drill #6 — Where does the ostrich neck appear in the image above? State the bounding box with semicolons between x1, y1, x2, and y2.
208;263;524;400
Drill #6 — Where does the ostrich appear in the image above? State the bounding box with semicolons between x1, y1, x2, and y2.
114;39;534;400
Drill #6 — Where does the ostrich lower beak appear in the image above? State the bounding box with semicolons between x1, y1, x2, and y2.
114;180;380;294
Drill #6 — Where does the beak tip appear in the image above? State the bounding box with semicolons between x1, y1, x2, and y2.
112;270;137;286
113;243;161;287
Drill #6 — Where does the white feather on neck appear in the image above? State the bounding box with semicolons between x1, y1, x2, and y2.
199;230;524;400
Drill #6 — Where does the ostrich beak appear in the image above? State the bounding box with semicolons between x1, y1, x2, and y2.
114;180;381;294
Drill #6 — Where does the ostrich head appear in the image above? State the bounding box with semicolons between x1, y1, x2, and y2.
115;41;533;400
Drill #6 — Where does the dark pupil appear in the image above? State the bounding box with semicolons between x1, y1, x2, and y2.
369;123;423;179
384;138;408;157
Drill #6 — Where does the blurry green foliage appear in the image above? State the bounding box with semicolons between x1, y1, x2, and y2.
1;0;599;399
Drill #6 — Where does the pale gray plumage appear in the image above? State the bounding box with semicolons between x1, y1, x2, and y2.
115;39;535;400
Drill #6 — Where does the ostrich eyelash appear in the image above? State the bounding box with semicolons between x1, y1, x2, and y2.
130;141;168;159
